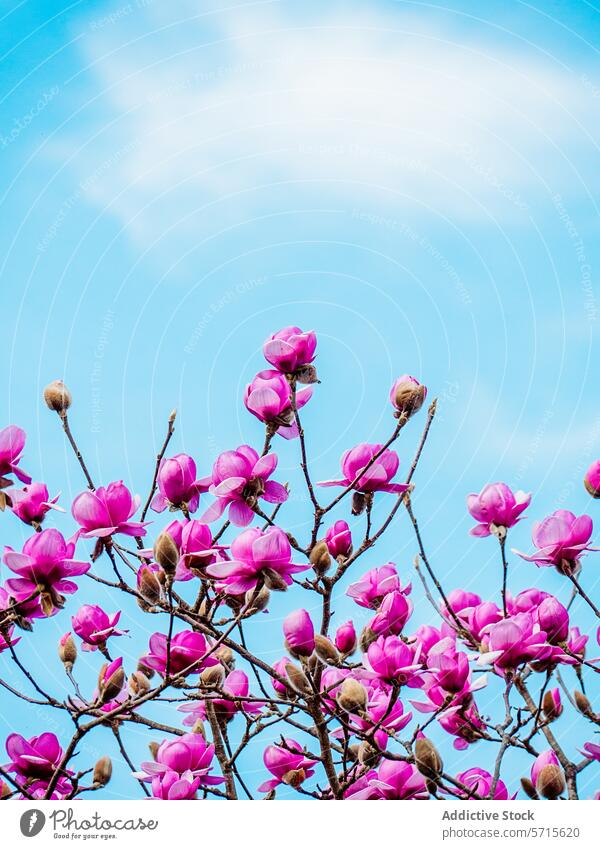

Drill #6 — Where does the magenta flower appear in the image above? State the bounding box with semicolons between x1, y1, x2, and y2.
4;732;66;781
271;657;292;696
428;650;471;694
389;375;427;418
454;767;510;800
535;596;569;644
467;483;531;537
584;460;600;498
150;454;210;514
531;750;559;787
345;761;427;800
348;686;412;747
580;742;600;762
201;446;288;527
135;733;224;797
24;776;73;800
206;526;306;595
157;519;227;581
3;529;90;617
8;482;62;527
319;443;408;495
72;481;148;539
334;620;356;655
438;701;486;750
0;425;31;484
262;326;317;373
513;510;597;569
325;520;352;559
140;630;218;677
366;635;423;685
283;609;315;657
347;563;407;609
478;614;551;672
244;370;312;439
179;670;262;725
369;590;413;636
258;739;317;792
71;604;127;651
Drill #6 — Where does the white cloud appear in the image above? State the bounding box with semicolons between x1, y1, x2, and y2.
61;4;597;245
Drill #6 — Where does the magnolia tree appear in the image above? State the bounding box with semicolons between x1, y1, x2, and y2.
0;326;600;802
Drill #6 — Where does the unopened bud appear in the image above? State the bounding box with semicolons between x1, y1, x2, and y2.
359;626;377;653
213;645;234;667
58;633;77;670
574;690;593;716
44;380;72;414
282;768;306;787
336;678;368;713
244;585;270;614
309;541;331;574
191;719;206;738
313;634;340;666
358;742;380;768
285;662;311;696
542;689;562;721
129;670;151;695
148;741;159;760
536;764;566;799
296;364;318;385
137;660;155;679
392;377;426;418
138;565;163;604
351;492;367;516
261;568;289;592
415;736;443;779
98;663;125;703
200;664;225;688
153;532;179;575
520;777;538;800
93;756;112;787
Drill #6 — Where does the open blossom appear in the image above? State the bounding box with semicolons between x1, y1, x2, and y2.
5;732;67;782
369;590;413;636
0;425;31;484
135;733;224;799
318;443;408;495
454;767;511;800
150;454;210;514
347;563;407;608
244;370;312;439
467;483;531;537
478;614;551;672
439;701;486;750
428;650;471;694
325;520;352;559
201;446;288;526
72;481;148;539
389;375;427;418
3;528;90;617
71;604;127;651
580;742;600;762
206;526;306;595
513;510;596;569
283;609;315;657
262;326;317;374
258;739;316;792
584;460;600;498
366;635;423;685
345;761;428;800
179;670;262;725
140;630;218;677
8;482;62;526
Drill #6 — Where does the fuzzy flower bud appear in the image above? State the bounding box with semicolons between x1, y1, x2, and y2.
536;764;566;799
390;375;427;419
313;634;340;666
93;756;113;786
285;662;311;696
153;532;179;576
129;670;151;695
584;460;600;498
309;541;331;574
58;632;77;670
43;380;72;414
415;736;443;779
336;678;368;713
200;664;225;688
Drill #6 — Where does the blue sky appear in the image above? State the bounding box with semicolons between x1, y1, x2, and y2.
1;0;600;799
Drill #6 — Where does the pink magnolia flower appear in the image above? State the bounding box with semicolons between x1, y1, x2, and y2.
478;614;551;672
531;750;559;787
507;587;551;615
584;460;600;498
366;635;423;685
8;482;62;526
454;767;510;799
389;375;427;418
271;657;292;696
206;526;306;595
201;446;288;526
244;370;312;439
150;454;210;514
140;631;218;677
262;326;317;373
71;604;127;651
157;519;227;581
4;732;66;781
438;701;486;750
72;481;148;539
535;596;569;644
335;620;356;655
467;602;503;642
135;733;224;795
346;563;407;609
0;425;31;484
94;658;128;713
3;529;90;618
179;670;262;725
318;443;408;495
513;510;597;569
258;739;317;792
325;520;352;559
283;609;315;657
580;742;600;762
348;686;412;747
24;776;73;800
467;483;531;537
345;761;428;800
428;650;471;694
369;590;413;636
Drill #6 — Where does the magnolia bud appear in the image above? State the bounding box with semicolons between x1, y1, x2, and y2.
98;663;125;703
200;664;225;688
58;633;77;670
337;678;368;713
138;565;163;604
261;568;289;592
309;541;331;574
214;645;234;667
93;756;112;786
391;376;426;418
0;780;10;799
137;660;155;679
191;719;206;738
44;379;72;414
129;670;151;695
536;764;566;800
245;585;270;615
359;626;377;653
542;689;562;721
313;634;340;666
285;662;311;696
153;533;179;576
358;742;380;768
282;768;306;788
520;777;538;800
574;690;593;716
415;737;443;779
148;741;159;760
351;492;367;516
296;364;318;385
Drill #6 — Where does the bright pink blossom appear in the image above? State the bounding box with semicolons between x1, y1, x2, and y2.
201;446;288;526
158;519;227;581
478;614;551;672
262;326;317;373
4;732;66;782
366;635;423;685
369;590;413;636
179;670;262;725
345;761;428;800
150;454;210;514
283;609;315;657
135;733;224;797
71;604;127;651
318;443;408;495
140;630;218;677
580;742;600;762
72;481;148;539
244;370;312;439
334;621;356;655
0;425;31;484
258;739;316;792
513;510;596;569
467;483;530;537
347;563;407;609
8;482;62;526
325;520;352;559
454;767;510;800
